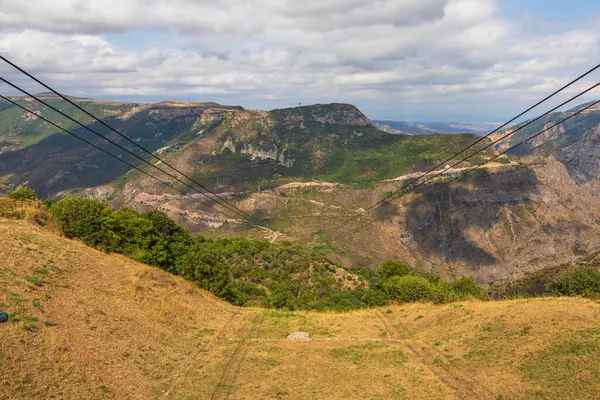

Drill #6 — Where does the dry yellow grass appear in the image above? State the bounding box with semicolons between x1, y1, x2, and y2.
2;213;600;399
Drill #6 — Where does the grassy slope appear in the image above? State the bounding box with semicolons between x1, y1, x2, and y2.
2;215;600;399
0;99;135;147
312;133;486;185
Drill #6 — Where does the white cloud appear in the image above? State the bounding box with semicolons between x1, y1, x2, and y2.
0;0;598;120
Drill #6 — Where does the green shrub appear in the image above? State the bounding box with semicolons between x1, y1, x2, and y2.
427;283;451;304
175;245;232;298
347;266;381;286
49;197;115;249
547;268;600;298
7;186;37;201
415;269;441;284
446;276;484;300
382;275;447;303
361;289;389;307
378;260;412;280
230;282;267;306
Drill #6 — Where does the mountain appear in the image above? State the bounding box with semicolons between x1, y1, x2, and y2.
2;207;600;399
1;96;600;286
373;120;502;135
0;98;488;197
0;96;242;196
0;94;243;153
494;101;600;183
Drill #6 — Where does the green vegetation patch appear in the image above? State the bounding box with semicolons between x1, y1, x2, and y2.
7;186;37;201
312;133;487;185
47;196;373;311
489;266;600;300
46;197;487;311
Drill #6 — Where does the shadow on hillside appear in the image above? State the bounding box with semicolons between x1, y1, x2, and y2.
0;123;139;198
399;167;541;267
0;114;196;197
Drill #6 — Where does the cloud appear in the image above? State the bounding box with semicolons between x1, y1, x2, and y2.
0;0;599;120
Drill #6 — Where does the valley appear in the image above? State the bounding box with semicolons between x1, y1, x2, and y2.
2;96;600;285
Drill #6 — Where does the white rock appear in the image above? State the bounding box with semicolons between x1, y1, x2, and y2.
287;332;310;341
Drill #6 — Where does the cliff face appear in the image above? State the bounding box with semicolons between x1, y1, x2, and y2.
500;102;600;184
387;156;600;283
555;125;600;183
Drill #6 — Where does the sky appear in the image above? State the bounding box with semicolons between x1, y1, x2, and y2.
0;0;599;122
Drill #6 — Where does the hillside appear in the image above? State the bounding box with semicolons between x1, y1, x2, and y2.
0;96;242;197
0;98;490;197
97;153;600;284
494;101;600;183
2;209;600;399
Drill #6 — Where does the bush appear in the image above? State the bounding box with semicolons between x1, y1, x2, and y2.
446;276;484;300
382;275;447;303
415;270;441;284
361;289;389;307
547;268;600;298
175;245;232;298
347;266;381;286
49;197;115;249
7;186;37;201
427;283;451;304
378;259;412;280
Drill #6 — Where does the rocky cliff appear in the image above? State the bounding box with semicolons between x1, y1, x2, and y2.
498;101;600;184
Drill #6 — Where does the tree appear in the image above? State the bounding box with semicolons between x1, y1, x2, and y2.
49;197;113;249
378;259;412;280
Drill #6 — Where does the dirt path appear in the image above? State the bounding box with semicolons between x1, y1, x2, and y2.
253;225;280;243
375;311;494;400
163;310;242;398
210;312;265;400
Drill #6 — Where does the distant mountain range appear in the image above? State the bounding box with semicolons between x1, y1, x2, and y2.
373;120;502;135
